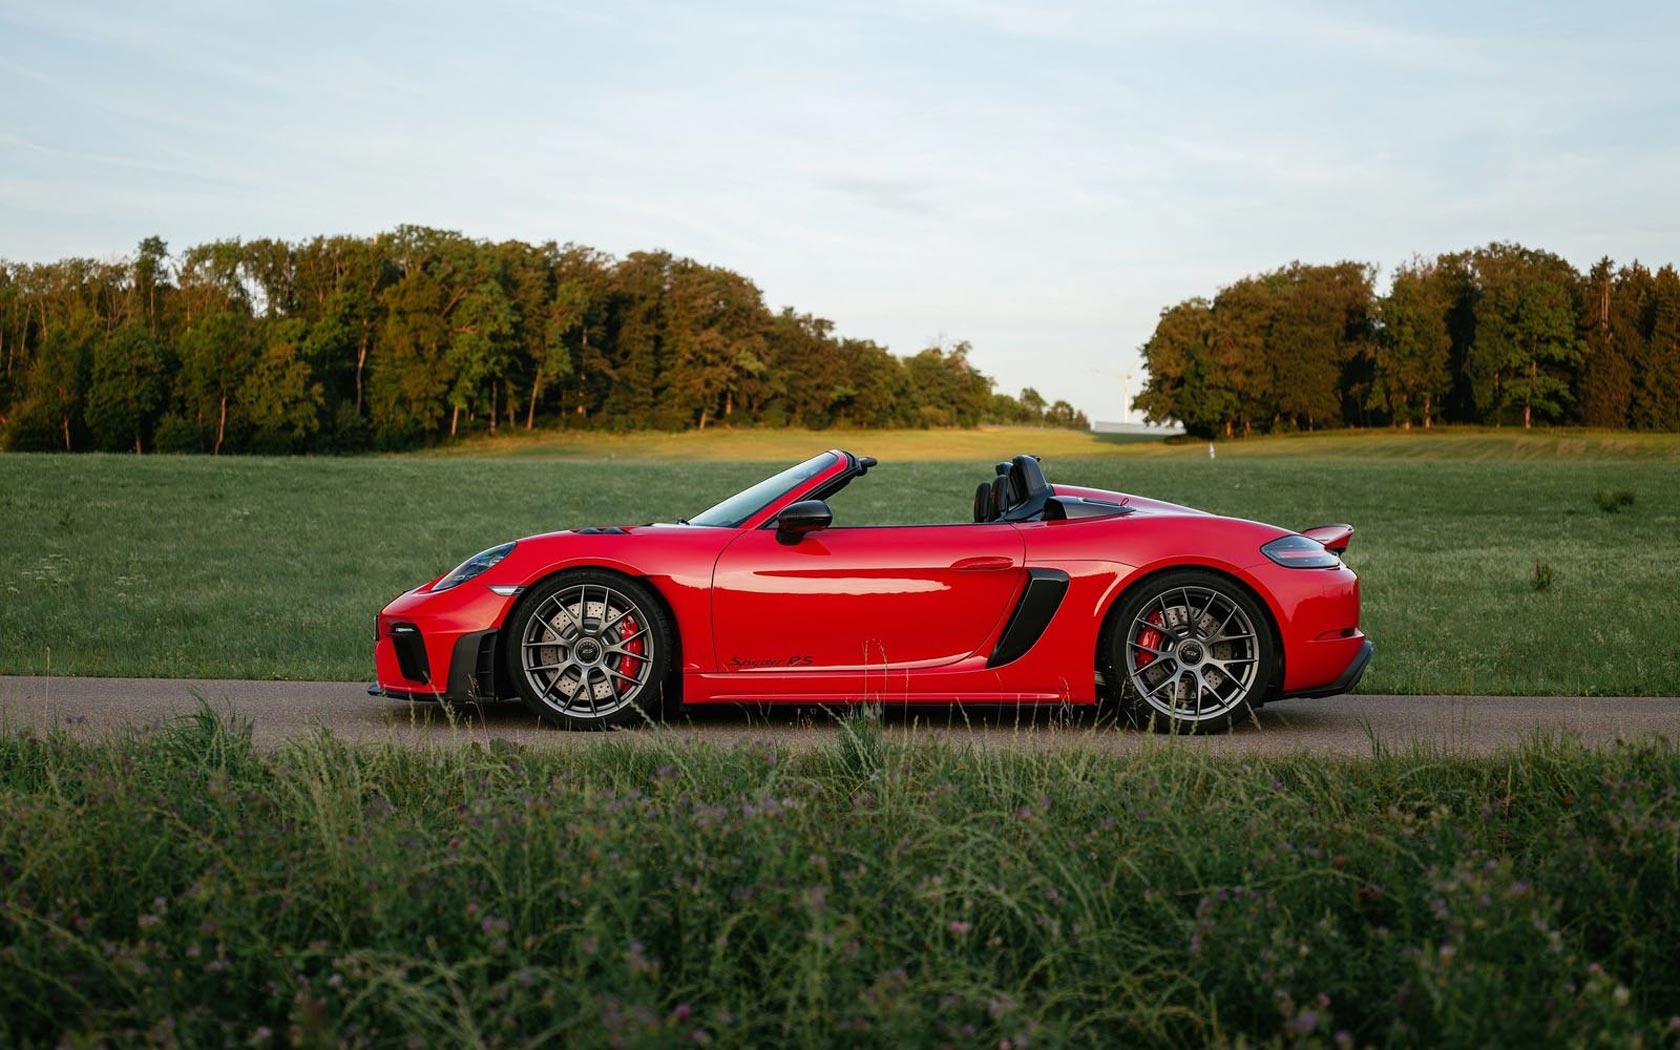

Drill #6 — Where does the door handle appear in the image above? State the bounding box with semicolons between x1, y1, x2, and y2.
950;555;1014;571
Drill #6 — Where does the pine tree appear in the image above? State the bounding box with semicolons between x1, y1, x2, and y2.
1577;259;1636;428
1638;266;1680;431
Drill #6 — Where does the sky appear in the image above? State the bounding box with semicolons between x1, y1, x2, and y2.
2;1;1677;423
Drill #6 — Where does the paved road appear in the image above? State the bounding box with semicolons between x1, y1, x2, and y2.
2;676;1676;755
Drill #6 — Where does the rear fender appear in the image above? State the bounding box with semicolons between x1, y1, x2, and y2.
1093;559;1288;699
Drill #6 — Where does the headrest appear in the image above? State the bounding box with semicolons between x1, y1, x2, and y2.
1009;455;1048;501
990;476;1010;520
973;482;994;523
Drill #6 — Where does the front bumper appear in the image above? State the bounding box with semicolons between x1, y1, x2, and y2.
372;582;516;702
371;627;503;702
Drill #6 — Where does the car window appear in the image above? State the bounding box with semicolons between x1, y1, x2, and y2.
687;452;839;527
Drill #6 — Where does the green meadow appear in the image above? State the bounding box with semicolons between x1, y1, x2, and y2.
2;428;1678;695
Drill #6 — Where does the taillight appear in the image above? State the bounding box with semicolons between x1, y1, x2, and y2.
1261;534;1342;568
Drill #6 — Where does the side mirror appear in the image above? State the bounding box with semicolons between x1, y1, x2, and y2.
776;499;832;544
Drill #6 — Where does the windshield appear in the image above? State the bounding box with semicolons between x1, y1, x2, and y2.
687;452;839;528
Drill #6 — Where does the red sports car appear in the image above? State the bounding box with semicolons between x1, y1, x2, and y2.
372;451;1369;733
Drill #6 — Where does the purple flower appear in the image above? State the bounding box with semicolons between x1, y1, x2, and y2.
947;920;971;936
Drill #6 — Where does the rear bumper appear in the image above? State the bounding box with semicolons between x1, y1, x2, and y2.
1282;638;1373;700
1242;558;1365;696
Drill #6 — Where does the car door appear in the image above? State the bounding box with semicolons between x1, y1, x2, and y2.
711;523;1025;672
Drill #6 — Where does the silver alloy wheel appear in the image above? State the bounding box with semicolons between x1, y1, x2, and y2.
519;583;655;720
1123;585;1260;723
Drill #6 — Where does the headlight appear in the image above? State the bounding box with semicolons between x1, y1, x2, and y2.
1260;535;1341;569
431;542;516;591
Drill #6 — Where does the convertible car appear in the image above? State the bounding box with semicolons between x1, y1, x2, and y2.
372;451;1369;732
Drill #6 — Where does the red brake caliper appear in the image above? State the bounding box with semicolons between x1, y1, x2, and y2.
1135;610;1165;668
615;615;643;691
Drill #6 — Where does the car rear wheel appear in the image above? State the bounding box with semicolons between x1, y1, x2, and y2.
1102;569;1275;734
506;570;673;730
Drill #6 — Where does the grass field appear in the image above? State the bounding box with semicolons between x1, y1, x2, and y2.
435;424;1680;462
428;424;1165;461
2;711;1677;1047
2;428;1679;694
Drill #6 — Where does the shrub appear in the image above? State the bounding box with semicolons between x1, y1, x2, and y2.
1594;489;1637;512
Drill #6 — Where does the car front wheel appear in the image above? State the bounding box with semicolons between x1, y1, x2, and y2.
505;570;674;729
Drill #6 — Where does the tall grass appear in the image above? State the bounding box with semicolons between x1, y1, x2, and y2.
2;709;1677;1047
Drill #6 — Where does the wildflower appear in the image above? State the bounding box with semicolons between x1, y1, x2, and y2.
947;920;971;935
627;941;657;974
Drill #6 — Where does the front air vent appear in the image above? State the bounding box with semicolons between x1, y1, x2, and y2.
389;623;430;684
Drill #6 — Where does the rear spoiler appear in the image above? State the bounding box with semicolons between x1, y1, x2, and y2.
1300;523;1354;554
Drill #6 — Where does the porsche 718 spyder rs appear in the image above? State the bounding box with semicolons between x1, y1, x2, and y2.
372;451;1370;733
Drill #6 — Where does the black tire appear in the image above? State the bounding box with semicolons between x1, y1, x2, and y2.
504;569;675;730
1101;569;1276;734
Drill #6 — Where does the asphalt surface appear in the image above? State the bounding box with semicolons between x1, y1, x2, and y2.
2;675;1677;755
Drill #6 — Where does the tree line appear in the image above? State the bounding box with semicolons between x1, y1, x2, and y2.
0;228;1088;454
1134;243;1680;437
